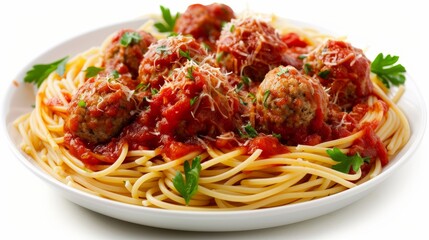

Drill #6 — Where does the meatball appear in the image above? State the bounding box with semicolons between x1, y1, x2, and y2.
174;3;235;50
256;66;328;143
138;35;209;89
65;74;137;144
103;29;156;79
303;39;373;110
216;17;298;81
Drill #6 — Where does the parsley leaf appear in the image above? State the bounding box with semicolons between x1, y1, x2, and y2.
318;70;330;79
151;88;159;95
78;100;86;108
272;133;282;140
245;124;258;138
120;32;142;47
173;156;202;205
239;97;248;106
229;24;235;33
235;82;244;92
247;92;256;103
179;49;192;61
241;76;251;86
24;56;69;87
201;42;211;52
263;90;271;108
156;45;169;55
186;66;195;80
154;5;180;33
327;147;370;173
239;123;258;138
216;51;224;63
84;66;104;78
303;63;312;75
111;70;120;79
277;67;289;76
135;83;150;92
190;95;199;106
371;53;406;88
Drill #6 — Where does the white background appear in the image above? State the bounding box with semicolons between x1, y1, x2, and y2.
1;0;428;239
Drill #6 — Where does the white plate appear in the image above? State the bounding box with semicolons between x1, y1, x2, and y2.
2;17;427;232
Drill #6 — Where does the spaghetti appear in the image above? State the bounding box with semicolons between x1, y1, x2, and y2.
14;3;410;211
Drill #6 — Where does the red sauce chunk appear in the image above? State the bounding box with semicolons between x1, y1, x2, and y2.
281;32;308;48
247;136;289;157
64;133;122;166
350;124;388;166
163;140;203;160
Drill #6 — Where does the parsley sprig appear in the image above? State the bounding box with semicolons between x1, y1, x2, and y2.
371;53;406;88
172;156;202;205
154;6;180;33
239;123;258;138
84;66;104;78
179;49;192;61
24;56;69;87
277;67;289;76
327;147;370;173
120;32;142;47
263;90;271;108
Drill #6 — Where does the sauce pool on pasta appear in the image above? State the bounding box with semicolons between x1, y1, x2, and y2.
15;2;410;210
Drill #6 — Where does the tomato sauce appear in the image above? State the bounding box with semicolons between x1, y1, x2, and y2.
247;136;289;157
64;133;123;166
350;124;388;166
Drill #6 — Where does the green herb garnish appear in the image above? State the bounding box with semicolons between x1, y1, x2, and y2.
243;123;258;138
111;70;120;79
263;90;271;108
318;70;330;79
120;32;141;47
135;83;150;92
172;156;202;205
248;92;256;103
303;63;312;75
277;67;289;76
371;53;406;88
156;45;169;55
179;49;192;61
151;88;159;95
186;66;195;80
327;147;370;173
78;100;86;108
24;56;69;87
216;51;224;63
190;95;199;106
84;66;104;78
239;97;248;106
201;42;211;52
241;76;251;86
229;24;235;33
154;5;180;33
235;82;244;93
272;133;282;139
